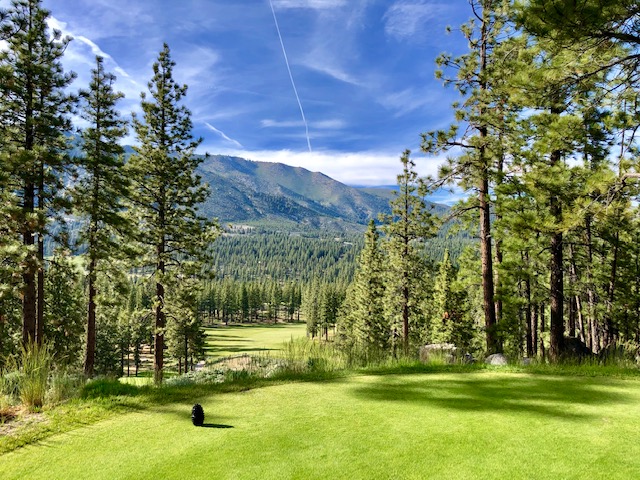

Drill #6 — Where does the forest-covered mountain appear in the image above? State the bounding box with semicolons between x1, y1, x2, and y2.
193;154;447;231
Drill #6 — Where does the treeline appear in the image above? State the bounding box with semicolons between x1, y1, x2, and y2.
337;0;640;362
0;1;215;383
211;231;471;283
199;279;303;324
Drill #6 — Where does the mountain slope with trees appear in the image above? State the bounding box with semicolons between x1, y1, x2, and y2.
196;154;445;230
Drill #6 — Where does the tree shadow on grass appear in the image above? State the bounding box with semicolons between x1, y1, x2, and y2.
350;373;634;420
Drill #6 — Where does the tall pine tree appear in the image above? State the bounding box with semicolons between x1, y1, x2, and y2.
380;151;434;353
0;0;75;346
127;44;217;384
75;55;129;376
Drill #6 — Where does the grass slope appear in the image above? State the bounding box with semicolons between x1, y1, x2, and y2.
204;323;307;360
2;370;640;479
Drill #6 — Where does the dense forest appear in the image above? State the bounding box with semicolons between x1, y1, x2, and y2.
2;0;640;386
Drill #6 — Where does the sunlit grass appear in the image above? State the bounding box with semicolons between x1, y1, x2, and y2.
2;370;640;479
203;322;307;360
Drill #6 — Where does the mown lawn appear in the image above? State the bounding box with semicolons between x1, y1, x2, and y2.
203;322;307;360
2;370;640;479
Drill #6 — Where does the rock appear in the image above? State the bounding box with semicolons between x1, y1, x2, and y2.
521;357;532;366
485;353;508;365
419;343;457;363
564;337;593;359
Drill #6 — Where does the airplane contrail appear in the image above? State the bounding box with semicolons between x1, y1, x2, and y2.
268;0;312;153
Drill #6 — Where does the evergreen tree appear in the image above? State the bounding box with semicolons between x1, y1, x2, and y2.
380;151;435;353
166;275;205;374
422;0;517;353
127;44;217;384
303;280;321;338
43;250;84;368
74;55;129;376
0;0;75;346
338;220;388;358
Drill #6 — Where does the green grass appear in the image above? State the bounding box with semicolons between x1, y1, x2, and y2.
2;369;640;479
203;322;308;360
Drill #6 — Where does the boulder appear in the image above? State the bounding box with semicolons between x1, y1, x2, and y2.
564;337;593;359
419;343;457;363
485;353;508;365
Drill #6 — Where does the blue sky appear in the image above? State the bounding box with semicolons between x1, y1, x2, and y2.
5;0;471;191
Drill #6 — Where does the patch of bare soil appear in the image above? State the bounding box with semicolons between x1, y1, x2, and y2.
212;354;254;371
0;406;48;437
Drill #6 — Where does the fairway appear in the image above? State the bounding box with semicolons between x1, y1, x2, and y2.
204;323;307;360
2;371;640;479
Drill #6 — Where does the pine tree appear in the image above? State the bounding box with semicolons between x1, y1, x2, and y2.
0;0;75;346
380;151;435;353
338;220;388;358
127;44;218;384
74;55;129;376
422;0;518;354
44;250;84;368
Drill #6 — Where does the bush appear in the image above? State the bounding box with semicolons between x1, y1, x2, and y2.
282;338;346;373
81;378;141;399
46;372;84;405
0;394;15;423
0;370;24;400
19;343;52;409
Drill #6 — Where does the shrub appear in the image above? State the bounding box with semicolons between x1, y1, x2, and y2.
19;343;52;409
46;372;85;405
0;370;24;400
0;394;15;423
81;378;140;399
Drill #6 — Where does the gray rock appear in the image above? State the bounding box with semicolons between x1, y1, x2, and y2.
419;343;457;363
485;353;508;365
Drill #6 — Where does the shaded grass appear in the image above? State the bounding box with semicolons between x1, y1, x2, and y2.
2;368;640;479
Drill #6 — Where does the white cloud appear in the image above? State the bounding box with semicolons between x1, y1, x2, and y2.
44;16;144;120
378;87;442;117
272;0;347;9
174;46;220;87
196;148;445;186
384;1;449;41
204;123;243;148
301;54;362;86
261;119;303;128
261;118;346;129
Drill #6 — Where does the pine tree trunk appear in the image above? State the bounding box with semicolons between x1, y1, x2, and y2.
604;231;619;347
84;253;97;377
480;174;498;353
568;244;585;343
539;303;546;360
584;215;599;353
478;5;498;354
155;274;165;383
184;331;189;374
37;234;44;345
36;171;44;346
523;253;534;357
532;303;539;357
549;142;564;361
22;181;37;345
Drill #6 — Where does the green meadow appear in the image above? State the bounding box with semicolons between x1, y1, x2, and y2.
204;322;307;360
2;367;640;479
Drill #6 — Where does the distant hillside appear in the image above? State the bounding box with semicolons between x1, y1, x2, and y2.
196;155;392;231
193;155;451;232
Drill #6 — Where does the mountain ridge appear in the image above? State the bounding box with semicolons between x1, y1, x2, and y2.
195;154;406;232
